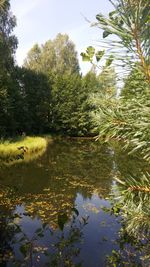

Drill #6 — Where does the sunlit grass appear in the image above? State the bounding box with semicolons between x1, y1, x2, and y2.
0;136;49;165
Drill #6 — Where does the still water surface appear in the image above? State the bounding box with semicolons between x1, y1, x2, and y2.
0;138;148;266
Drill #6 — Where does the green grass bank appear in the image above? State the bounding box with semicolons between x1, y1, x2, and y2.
0;136;49;165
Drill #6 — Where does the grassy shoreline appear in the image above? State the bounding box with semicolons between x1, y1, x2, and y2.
0;136;48;164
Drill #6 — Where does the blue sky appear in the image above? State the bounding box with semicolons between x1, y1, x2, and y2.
11;0;113;74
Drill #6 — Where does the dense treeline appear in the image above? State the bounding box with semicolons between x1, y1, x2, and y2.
0;0;116;137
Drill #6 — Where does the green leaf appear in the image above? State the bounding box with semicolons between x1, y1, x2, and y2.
86;46;95;57
96;14;108;25
95;50;105;62
109;11;116;19
80;52;90;62
105;55;114;67
103;30;111;38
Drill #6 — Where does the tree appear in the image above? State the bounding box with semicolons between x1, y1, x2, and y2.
121;65;150;98
24;34;90;136
52;33;80;75
24;44;42;73
82;67;117;135
24;33;80;76
0;0;19;136
50;73;84;135
16;67;52;134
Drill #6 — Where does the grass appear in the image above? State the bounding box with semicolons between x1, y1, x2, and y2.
0;136;49;165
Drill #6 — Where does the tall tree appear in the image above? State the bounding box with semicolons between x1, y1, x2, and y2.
24;33;80;76
24;34;87;135
23;44;42;73
0;0;19;136
15;67;51;134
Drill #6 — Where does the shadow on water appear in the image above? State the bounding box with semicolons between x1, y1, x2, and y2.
0;138;149;266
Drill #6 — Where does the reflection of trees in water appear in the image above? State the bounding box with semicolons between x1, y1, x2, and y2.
0;186;22;265
0;139;149;227
0;139;149;266
106;172;150;267
0;139;114;194
0;139;116;229
0;192;88;267
112;141;150;178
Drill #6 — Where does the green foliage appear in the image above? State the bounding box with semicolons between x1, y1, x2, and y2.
81;46;114;70
50;73;89;136
0;0;19;136
103;171;150;266
16;66;52;134
0;0;118;137
24;34;115;136
82;67;117;135
94;87;150;161
23;34;86;136
114;173;150;237
24;33;80;76
88;67;117;134
121;65;150;98
95;0;150;80
88;0;150;162
87;6;150;261
81;46;96;62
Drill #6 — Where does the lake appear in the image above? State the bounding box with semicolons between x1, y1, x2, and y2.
0;138;149;266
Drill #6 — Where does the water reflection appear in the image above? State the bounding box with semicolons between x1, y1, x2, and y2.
0;138;149;266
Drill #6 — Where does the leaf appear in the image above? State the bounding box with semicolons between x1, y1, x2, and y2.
109;10;116;19
58;213;68;231
96;14;108;25
80;52;90;62
103;30;111;38
95;50;105;62
86;46;95;57
105;55;114;67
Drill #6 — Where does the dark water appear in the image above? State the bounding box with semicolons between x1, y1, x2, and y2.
0;139;148;266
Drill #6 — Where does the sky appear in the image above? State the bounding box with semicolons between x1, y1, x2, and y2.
10;0;113;74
